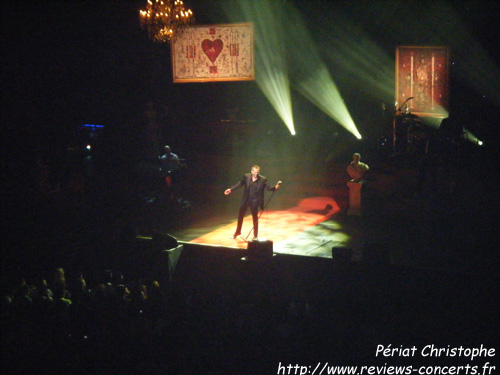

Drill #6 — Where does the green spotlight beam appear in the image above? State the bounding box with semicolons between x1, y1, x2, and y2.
317;2;500;109
391;1;500;108
281;3;361;139
295;4;395;107
296;66;362;139
235;1;296;135
463;128;482;146
321;27;395;100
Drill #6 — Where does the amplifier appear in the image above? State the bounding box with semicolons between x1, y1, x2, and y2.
247;239;273;259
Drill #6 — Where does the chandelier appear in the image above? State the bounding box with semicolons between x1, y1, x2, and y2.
139;0;194;43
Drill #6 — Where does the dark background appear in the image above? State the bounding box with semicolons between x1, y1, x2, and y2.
2;0;500;261
2;2;500;373
3;0;499;160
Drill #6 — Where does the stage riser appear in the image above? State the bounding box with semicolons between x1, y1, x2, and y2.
161;244;496;311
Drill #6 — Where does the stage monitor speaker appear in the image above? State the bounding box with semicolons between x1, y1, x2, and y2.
152;232;178;250
247;240;273;259
332;246;353;261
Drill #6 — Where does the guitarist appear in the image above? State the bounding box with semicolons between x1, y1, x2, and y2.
224;165;280;241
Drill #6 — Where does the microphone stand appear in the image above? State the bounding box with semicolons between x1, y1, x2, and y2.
244;182;281;241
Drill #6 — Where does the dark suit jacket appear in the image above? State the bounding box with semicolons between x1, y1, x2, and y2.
230;173;276;210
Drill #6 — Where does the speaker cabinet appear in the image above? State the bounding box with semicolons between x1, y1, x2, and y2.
152;232;178;249
247;240;273;259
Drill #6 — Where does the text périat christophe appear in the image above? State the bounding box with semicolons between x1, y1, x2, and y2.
376;345;495;362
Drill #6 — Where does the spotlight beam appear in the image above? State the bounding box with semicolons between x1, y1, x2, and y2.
296;66;361;139
282;3;361;139
235;1;296;135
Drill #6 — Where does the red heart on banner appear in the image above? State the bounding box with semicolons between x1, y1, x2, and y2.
201;39;223;63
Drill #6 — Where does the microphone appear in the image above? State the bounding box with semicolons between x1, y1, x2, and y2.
397;97;414;112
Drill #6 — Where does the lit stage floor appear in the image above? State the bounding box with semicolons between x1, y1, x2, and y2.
177;196;363;259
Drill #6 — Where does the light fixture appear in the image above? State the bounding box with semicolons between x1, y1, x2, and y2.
139;0;194;43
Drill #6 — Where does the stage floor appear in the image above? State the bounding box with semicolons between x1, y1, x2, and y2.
163;191;412;266
187;196;346;256
136;156;499;275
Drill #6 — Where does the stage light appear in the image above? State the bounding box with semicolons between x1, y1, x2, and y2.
463;128;483;146
295;66;362;139
279;3;362;139
228;1;296;135
256;62;295;135
428;3;500;108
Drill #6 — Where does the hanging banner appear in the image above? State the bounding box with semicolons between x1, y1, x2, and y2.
396;46;450;118
171;23;254;83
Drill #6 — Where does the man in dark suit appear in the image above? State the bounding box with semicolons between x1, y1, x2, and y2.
224;165;280;240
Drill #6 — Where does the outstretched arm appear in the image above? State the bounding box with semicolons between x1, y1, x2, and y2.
224;176;245;195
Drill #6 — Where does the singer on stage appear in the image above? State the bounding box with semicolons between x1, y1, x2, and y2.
224;165;280;241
